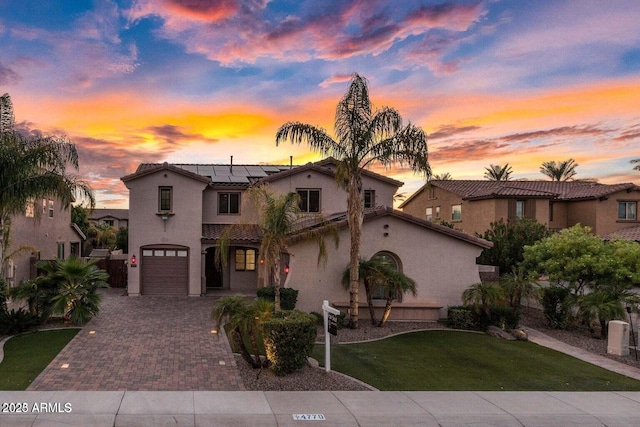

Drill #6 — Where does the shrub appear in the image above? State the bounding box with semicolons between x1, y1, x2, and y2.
262;310;317;376
257;286;299;310
0;277;7;313
541;286;571;329
0;308;40;335
447;306;476;330
447;305;521;331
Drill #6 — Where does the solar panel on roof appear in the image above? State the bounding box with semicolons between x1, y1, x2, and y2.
213;165;231;175
197;165;214;175
180;165;198;173
261;166;281;172
231;166;250;176
228;175;250;183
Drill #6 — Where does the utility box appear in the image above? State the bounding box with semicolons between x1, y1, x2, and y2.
608;320;630;356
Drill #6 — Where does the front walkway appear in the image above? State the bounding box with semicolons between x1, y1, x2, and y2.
28;289;244;391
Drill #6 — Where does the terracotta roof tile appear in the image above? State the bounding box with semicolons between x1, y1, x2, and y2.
603;225;640;242
202;224;261;242
430;180;640;201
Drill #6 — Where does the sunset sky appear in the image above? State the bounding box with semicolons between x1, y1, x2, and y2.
1;0;639;208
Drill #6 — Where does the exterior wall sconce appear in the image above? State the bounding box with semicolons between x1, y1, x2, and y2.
383;232;389;237
130;254;137;267
259;258;265;265
284;264;290;274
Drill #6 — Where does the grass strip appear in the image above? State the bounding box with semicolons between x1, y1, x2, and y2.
0;329;79;390
312;330;640;391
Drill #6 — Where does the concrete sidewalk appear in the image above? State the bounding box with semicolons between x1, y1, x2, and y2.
2;390;640;426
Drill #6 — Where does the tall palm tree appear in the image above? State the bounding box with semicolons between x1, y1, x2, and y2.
217;186;337;311
0;93;94;274
276;74;430;328
484;164;513;181
540;159;578;181
432;172;452;181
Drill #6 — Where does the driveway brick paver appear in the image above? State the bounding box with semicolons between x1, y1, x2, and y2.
28;289;245;391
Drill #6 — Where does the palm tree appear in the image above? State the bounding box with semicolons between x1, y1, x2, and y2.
341;258;389;325
0;93;94;274
432;172;452;181
462;282;504;315
484;164;513;181
217;186;337;311
377;268;417;327
631;159;640;171
37;257;109;325
212;295;273;368
540;159;578;181
276;74;430;328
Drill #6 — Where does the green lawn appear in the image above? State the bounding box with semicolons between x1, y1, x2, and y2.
312;330;640;391
0;329;79;390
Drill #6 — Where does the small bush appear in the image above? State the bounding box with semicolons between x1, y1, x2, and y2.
309;311;323;326
447;306;476;330
0;278;7;312
447;305;521;331
0;308;40;335
262;310;317;376
257;286;299;310
541;286;571;329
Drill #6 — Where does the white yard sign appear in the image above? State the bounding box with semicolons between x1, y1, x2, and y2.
322;300;341;373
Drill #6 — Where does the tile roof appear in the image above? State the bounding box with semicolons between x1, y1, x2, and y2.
287;206;492;249
400;180;640;206
603;225;640;242
202;224;261;242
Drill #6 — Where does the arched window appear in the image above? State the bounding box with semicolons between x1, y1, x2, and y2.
370;251;402;300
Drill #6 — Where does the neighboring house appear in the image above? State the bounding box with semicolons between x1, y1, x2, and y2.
121;160;491;320
89;208;129;229
2;197;86;286
400;180;640;238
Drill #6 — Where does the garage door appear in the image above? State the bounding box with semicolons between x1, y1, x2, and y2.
141;248;188;295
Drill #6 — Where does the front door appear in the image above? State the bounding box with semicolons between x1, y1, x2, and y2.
205;247;223;289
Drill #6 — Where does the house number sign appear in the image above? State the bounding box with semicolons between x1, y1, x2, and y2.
292;414;326;420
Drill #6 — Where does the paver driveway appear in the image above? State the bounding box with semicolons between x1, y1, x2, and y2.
28;289;245;391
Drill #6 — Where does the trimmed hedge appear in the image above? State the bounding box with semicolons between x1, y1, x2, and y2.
262;310;317;376
257;286;299;310
447;306;476;330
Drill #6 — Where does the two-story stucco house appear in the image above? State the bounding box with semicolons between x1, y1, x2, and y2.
89;208;129;230
121;159;491;320
400;180;640;238
1;197;86;287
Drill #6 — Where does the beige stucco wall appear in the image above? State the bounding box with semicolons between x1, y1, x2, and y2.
285;215;485;318
124;169;208;296
592;189;640;236
5;200;82;286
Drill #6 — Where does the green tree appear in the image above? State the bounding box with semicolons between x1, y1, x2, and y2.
276;73;430;328
462;282;504;316
217;186;337;311
0;93;94;274
524;226;640;334
341;258;388;325
116;227;128;254
38;258;109;325
484;164;513;181
540;158;578;181
377;268;417;327
71;204;91;236
432;172;452;180
212;295;273;368
476;218;551;276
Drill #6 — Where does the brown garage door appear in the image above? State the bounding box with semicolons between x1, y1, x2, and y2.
141;248;188;295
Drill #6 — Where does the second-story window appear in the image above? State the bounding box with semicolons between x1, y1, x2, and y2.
515;200;525;219
451;204;462;221
159;187;172;212
25;198;35;218
426;207;433;221
435;206;441;220
364;190;375;208
618;201;637;221
297;189;320;213
48;199;54;218
219;192;240;214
